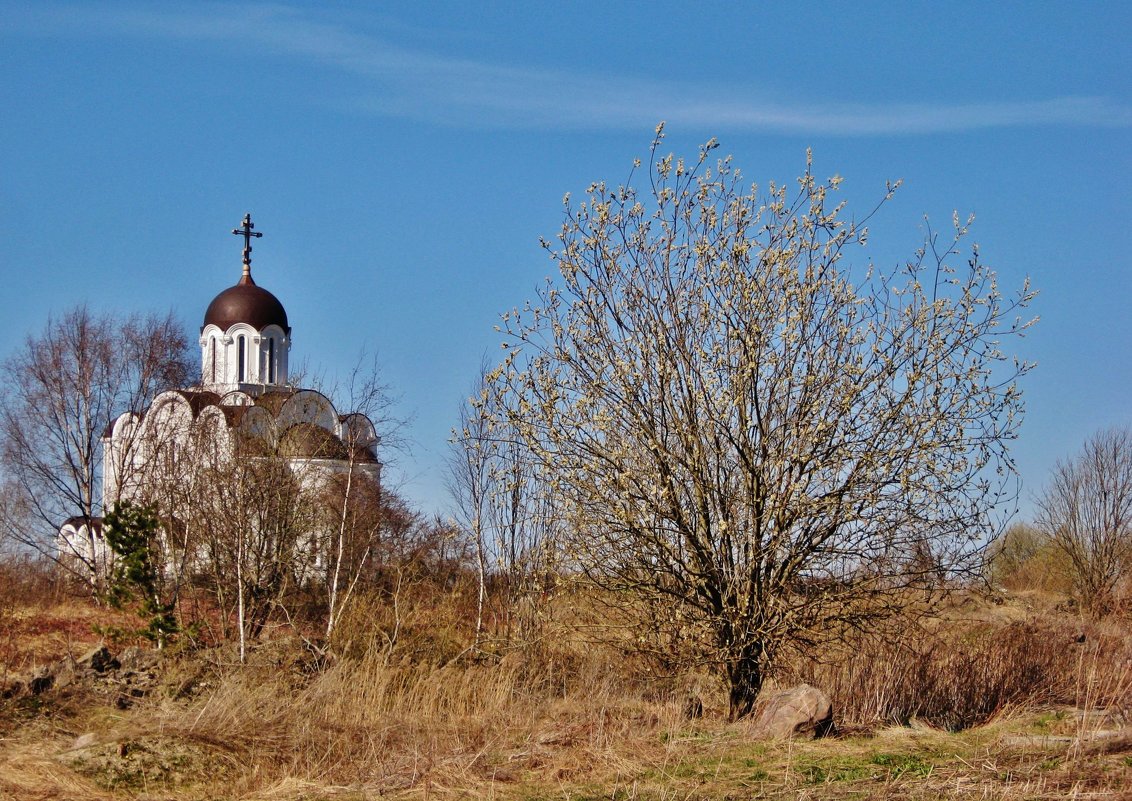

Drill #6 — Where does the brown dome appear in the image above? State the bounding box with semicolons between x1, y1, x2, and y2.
203;274;289;332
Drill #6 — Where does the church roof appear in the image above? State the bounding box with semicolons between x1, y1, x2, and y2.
250;389;294;415
61;516;103;533
278;423;351;461
172;389;222;415
203;274;289;333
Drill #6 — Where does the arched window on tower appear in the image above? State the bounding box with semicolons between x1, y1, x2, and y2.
210;339;216;383
268;337;275;383
237;335;246;382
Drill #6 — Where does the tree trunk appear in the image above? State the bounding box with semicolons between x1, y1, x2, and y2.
326;463;355;640
726;641;765;720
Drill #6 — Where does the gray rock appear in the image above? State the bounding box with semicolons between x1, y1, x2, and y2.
76;644;118;674
53;657;77;689
117;646;159;673
71;733;97;750
28;666;54;695
751;684;834;739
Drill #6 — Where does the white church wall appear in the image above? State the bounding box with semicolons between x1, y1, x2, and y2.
58;520;114;585
258;324;289;386
200;322;290;394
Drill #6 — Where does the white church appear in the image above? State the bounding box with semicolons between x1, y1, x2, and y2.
60;215;380;579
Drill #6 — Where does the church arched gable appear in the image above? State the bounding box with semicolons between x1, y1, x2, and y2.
102;411;141;510
194;405;234;464
219;390;255;407
132;394;194;492
238;405;276;450
277;390;338;434
338;413;377;448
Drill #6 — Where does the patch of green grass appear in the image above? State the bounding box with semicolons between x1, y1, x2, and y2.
1031;709;1069;733
807;764;871;783
737;757;770;782
660;727;717;744
781;743;948;787
795;758;875;784
869;752;934;778
671;762;703;779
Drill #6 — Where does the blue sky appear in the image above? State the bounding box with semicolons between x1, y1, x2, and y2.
1;2;1129;521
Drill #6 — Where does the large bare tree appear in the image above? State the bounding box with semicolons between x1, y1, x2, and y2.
0;305;192;585
494;129;1035;718
1036;427;1132;615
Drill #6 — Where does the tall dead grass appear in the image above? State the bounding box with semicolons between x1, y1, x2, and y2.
788;616;1132;730
6;555;1132;798
133;626;682;793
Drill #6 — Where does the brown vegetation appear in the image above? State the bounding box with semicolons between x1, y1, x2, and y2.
2;552;1132;799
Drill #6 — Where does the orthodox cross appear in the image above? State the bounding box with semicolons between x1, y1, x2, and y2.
232;213;263;278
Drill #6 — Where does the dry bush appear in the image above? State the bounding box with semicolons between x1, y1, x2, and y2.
0;555;136;674
786;615;1132;730
1036;427;1132;617
328;572;479;664
0;554;68;610
987;523;1075;595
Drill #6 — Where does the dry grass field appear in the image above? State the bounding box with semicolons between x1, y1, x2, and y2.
2;562;1131;800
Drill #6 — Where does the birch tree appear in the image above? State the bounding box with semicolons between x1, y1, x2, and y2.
494;128;1035;718
319;365;389;642
451;362;561;647
0;306;192;588
196;450;315;661
449;367;492;647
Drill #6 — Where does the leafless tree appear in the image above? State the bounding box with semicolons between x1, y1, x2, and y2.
450;361;561;647
313;354;401;643
493;128;1036;718
449;365;493;647
194;443;316;661
1036;427;1132;615
0;306;192;588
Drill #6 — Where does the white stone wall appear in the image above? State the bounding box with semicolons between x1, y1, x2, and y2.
199;323;289;392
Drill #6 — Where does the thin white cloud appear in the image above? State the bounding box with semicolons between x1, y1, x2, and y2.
7;3;1132;134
